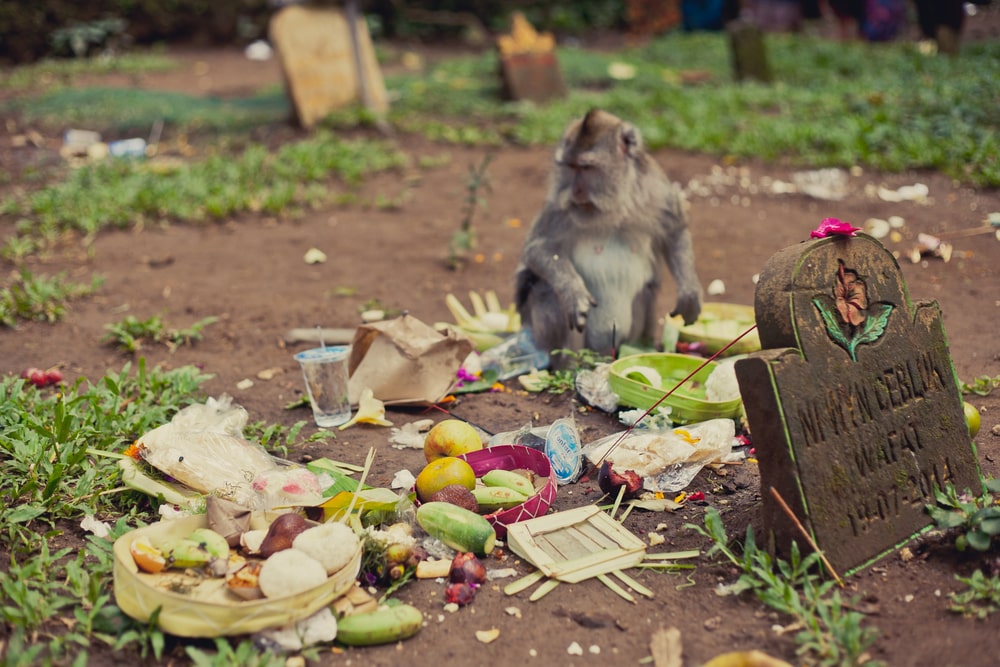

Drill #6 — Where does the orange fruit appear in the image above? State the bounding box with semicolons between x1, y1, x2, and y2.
130;536;167;574
415;456;476;503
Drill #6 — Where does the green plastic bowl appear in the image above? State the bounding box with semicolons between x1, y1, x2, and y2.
608;353;742;423
665;302;760;356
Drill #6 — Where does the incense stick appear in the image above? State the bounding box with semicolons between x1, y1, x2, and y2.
769;486;844;587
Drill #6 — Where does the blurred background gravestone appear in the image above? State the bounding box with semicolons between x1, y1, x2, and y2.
735;231;982;575
497;12;566;104
269;3;388;129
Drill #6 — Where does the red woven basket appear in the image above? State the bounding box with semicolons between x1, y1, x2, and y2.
459;445;556;538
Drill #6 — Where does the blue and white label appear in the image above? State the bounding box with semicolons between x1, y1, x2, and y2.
545;418;582;485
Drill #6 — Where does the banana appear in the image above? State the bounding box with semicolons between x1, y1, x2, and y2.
472;486;529;513
481;469;535;497
336;603;424;646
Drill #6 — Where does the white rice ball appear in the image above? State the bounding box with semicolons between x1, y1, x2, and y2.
258;549;328;598
292;522;360;575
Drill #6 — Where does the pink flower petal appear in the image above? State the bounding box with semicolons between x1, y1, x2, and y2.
810;217;860;239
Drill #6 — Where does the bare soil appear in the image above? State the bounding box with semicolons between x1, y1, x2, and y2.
2;37;1000;667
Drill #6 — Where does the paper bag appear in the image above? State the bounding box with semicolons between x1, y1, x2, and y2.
347;314;474;406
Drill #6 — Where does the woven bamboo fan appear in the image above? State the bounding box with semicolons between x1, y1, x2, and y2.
504;505;654;602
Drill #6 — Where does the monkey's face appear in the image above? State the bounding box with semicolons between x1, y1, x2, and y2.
552;109;641;214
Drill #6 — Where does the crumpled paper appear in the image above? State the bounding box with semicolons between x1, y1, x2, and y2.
347;314;474;406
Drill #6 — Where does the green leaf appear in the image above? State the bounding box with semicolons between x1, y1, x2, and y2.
813;297;851;352
966;529;992;552
450;368;499;395
984;478;1000;494
7;505;45;523
978;517;1000;536
848;302;894;360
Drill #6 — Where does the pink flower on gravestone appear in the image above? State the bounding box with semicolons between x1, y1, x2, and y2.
835;262;867;327
810;217;860;239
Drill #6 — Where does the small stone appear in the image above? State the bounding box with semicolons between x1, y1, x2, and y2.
304;247;327;264
567;642;584;656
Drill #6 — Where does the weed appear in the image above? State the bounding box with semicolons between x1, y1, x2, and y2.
687;507;882;667
448;153;494;269
186;637;291;667
531;348;611;394
926;480;1000;552
102;314;218;353
949;570;1000;620
0;269;103;328
961;375;1000;397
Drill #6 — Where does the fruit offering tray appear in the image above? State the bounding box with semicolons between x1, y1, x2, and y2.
113;514;361;638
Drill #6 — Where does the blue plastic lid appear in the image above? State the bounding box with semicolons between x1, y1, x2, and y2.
294;345;350;363
545;418;582;485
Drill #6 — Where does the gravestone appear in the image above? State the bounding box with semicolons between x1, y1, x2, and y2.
269;5;388;129
735;231;982;575
496;12;566;104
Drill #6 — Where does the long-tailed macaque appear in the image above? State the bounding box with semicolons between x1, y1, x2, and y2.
515;109;702;358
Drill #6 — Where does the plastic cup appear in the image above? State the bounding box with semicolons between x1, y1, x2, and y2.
294;346;352;428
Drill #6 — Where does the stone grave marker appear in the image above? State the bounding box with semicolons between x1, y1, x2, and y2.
735;230;982;575
269;4;388;129
496;12;566;104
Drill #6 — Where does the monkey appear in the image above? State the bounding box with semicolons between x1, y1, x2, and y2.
514;108;702;360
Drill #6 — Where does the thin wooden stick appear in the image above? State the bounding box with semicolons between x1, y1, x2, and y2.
769;486;844;587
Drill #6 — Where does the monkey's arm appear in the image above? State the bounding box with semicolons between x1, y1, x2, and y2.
517;216;596;331
660;219;702;326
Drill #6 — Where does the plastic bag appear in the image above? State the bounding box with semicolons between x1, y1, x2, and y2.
583;419;737;493
136;395;322;510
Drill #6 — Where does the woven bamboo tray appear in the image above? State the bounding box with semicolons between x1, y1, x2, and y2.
113;514;361;637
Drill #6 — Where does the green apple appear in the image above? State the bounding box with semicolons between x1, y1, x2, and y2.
964;401;981;438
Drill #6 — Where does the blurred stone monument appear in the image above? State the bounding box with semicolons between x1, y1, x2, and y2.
735;227;982;575
497;12;566;104
269;3;388;129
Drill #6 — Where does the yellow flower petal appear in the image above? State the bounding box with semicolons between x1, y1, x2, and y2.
338;388;393;430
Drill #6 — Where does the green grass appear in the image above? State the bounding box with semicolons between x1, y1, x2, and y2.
0;269;104;328
13;86;290;134
687;507;883;667
0;50;176;91
381;32;1000;186
0;131;408;260
0;359;328;664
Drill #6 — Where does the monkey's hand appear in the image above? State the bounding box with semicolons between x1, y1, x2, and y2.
561;284;597;331
670;291;702;327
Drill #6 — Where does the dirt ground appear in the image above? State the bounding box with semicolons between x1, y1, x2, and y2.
3;30;1000;667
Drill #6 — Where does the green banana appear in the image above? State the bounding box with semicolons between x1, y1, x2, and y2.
481;469;535;497
336;603;424;646
472;486;528;513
